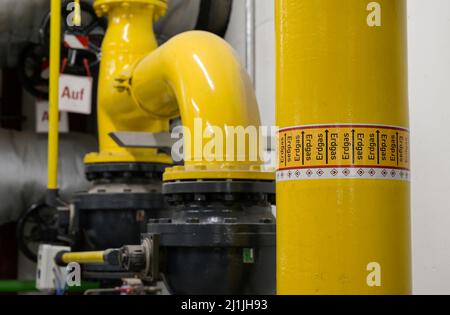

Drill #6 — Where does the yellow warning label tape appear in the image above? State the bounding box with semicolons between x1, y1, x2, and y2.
277;124;410;181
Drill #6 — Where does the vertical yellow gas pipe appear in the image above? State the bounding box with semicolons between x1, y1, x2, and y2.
47;0;62;198
85;0;171;165
276;0;411;294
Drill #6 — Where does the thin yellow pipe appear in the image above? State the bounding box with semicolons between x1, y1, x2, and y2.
74;0;81;26
62;251;105;265
47;0;61;190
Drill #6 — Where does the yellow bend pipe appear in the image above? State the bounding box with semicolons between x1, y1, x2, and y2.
276;0;411;294
131;31;271;181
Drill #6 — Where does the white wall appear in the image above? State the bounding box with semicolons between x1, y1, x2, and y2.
408;0;450;295
225;0;275;127
226;0;450;294
255;0;275;127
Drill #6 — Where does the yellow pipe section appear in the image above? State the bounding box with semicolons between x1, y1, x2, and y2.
61;251;105;265
130;31;270;181
276;0;411;294
47;0;61;191
85;0;171;165
88;0;271;181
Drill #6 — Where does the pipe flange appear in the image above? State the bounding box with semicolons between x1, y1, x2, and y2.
84;162;169;181
163;164;275;182
163;180;275;195
163;180;275;205
94;0;167;20
74;192;165;211
141;236;159;282
144;223;276;248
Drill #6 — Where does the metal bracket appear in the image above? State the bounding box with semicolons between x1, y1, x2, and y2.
109;132;176;151
110;131;274;159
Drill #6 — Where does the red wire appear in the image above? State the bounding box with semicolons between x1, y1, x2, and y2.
60;57;68;74
83;58;92;78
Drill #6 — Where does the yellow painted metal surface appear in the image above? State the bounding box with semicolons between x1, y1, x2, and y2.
130;30;271;181
86;0;171;165
276;0;411;294
73;0;81;26
94;0;167;20
89;0;270;182
62;251;105;265
47;0;62;190
163;165;274;182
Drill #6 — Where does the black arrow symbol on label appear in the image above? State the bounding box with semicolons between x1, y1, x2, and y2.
325;130;329;165
396;132;399;166
352;129;355;165
376;130;380;165
302;131;305;166
284;133;287;167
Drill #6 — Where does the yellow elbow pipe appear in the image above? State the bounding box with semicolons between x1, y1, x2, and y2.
47;0;61;191
276;0;411;294
130;31;272;181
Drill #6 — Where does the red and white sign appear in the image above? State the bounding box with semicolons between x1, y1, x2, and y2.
59;74;93;114
64;34;89;50
36;101;69;133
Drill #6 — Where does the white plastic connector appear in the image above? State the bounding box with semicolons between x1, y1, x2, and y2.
36;244;71;291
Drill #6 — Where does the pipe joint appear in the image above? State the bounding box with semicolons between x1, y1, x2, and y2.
94;0;167;20
130;31;273;180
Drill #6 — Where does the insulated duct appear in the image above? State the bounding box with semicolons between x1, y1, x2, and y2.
0;0;231;68
276;0;411;294
0;129;96;225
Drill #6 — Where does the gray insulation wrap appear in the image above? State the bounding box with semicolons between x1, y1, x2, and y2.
0;129;96;225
